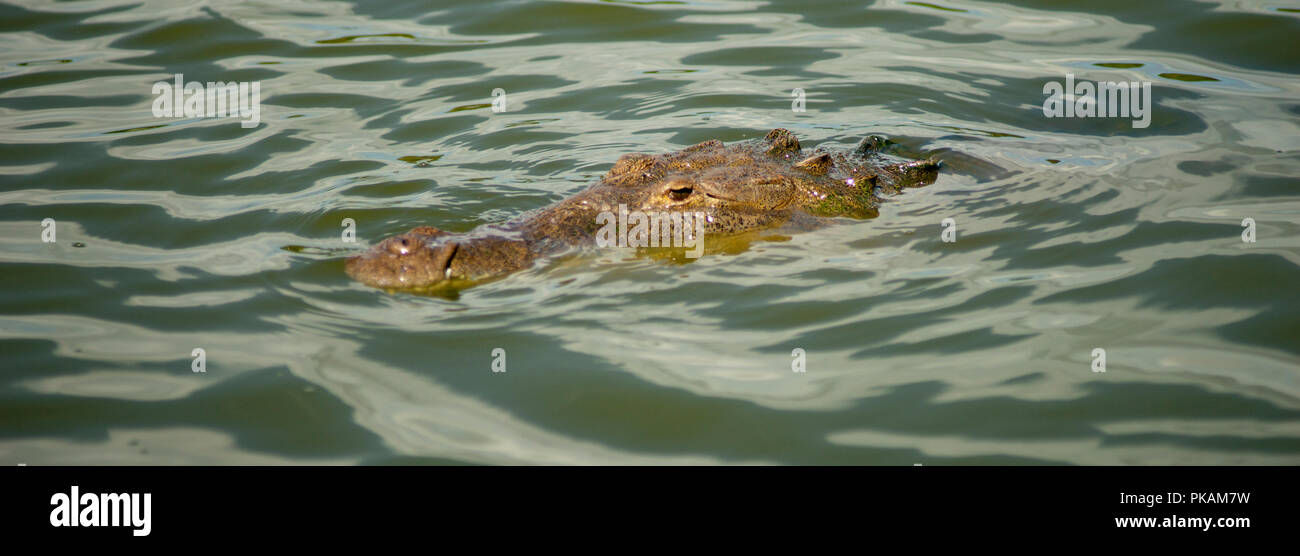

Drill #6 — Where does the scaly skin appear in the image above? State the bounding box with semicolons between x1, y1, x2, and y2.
346;129;939;292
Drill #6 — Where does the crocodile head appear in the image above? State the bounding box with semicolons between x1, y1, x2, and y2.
345;129;939;292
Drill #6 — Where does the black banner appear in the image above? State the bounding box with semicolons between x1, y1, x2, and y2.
4;466;1288;543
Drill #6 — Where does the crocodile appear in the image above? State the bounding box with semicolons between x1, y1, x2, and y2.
345;128;940;292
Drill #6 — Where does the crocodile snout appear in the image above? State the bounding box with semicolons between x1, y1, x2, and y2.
345;231;458;289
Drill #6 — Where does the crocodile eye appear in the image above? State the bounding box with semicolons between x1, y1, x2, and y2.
668;186;693;201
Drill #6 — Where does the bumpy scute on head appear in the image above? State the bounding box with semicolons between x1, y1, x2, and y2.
764;128;802;157
683;139;723;152
794;153;833;175
604;153;663;187
856;135;890;154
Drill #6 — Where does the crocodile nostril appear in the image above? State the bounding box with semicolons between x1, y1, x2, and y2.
388;237;413;255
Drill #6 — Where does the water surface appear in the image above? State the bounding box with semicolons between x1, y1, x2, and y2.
2;0;1299;464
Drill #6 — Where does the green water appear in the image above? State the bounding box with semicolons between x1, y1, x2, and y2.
2;0;1298;465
